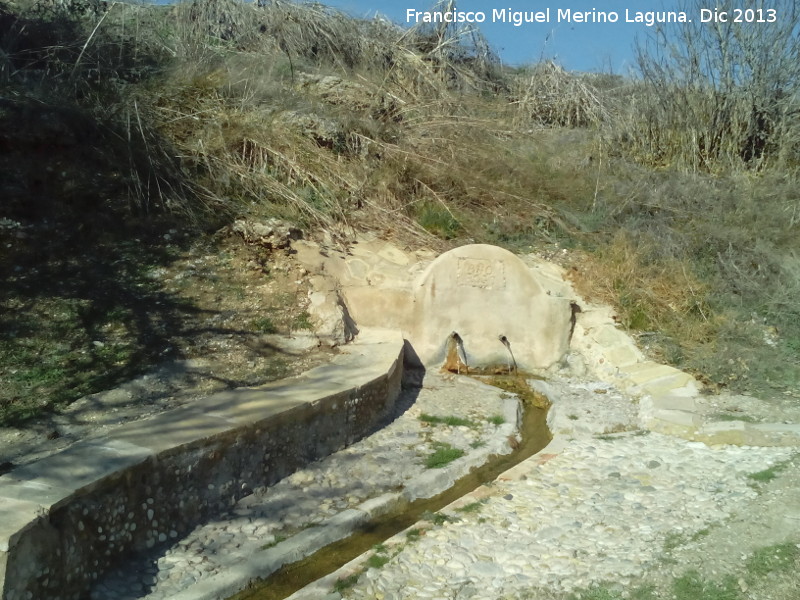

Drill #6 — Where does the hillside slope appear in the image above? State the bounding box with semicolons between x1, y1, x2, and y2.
1;0;798;426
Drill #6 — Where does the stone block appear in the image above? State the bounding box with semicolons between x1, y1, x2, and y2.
0;498;42;552
695;420;749;445
701;420;748;434
575;305;618;328
748;424;800;446
377;243;411;266
651;394;698;412
622;362;683;385
402;468;456;502
597;344;644;369
357;493;405;519
112;409;234;453
590;325;635;349
651;408;700;428
279;510;368;563
341;287;412;330
640;377;699;398
0;550;7;592
2;439;152;502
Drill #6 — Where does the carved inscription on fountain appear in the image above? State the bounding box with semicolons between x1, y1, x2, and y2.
456;258;505;289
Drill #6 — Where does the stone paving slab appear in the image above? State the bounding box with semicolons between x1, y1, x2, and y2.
168;510;373;600
112;411;235;453
639;376;698;398
650;408;701;428
650;394;697;412
621;361;682;384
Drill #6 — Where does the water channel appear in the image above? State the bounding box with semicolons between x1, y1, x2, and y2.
230;374;552;600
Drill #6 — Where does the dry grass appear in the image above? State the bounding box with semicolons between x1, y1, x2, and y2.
568;232;712;334
612;84;800;172
510;62;610;129
611;0;800;173
568;167;800;392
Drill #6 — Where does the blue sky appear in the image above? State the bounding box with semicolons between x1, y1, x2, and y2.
321;1;689;73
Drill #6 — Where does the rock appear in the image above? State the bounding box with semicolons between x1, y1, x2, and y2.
259;333;320;354
279;112;347;152
231;219;302;250
307;290;358;346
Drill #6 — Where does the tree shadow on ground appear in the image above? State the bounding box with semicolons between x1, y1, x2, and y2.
1;216;200;424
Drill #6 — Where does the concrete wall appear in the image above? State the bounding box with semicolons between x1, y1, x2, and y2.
0;329;404;600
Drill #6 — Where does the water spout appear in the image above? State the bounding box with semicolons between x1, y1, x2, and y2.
442;331;469;374
498;335;517;373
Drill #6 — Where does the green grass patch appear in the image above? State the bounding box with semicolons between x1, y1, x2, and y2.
487;415;505;425
415;202;461;239
569;587;626;600
745;542;800;579
663;531;686;552
671;570;740;600
419;414;477;428
252;317;279;334
663;527;712;553
259;535;287;550
291;310;313;331
455;499;488;514
367;554;390;569
367;542;396;569
568;584;658;600
406;528;422;542
424;442;465;469
748;462;790;484
332;573;360;593
573;539;800;600
691;527;711;542
421;511;455;526
570;572;739;600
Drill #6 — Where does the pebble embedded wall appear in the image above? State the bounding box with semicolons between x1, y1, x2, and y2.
0;338;403;600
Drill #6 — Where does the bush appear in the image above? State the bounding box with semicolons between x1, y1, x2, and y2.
617;0;800;172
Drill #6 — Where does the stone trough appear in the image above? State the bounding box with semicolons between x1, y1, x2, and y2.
407;244;572;371
0;331;404;600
